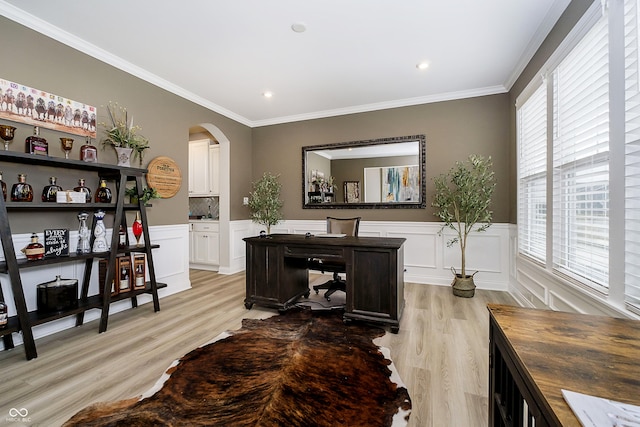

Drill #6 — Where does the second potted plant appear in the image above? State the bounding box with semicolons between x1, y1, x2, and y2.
432;154;496;297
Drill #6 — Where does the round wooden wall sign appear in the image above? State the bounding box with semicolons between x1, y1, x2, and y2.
146;156;182;198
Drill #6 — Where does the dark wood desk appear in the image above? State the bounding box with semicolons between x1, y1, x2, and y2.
488;304;640;426
244;234;405;332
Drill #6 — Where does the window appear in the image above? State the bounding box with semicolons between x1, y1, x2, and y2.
517;3;610;293
517;84;547;263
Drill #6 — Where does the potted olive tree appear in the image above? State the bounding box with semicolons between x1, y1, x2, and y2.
432;154;496;297
248;172;283;234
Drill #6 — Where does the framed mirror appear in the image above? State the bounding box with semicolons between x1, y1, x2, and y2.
302;134;426;209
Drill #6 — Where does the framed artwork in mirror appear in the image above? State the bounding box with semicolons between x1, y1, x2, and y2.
344;181;360;203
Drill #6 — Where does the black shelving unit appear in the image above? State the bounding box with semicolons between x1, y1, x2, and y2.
0;150;164;360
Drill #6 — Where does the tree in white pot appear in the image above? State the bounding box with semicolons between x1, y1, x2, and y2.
432;154;496;297
248;172;284;234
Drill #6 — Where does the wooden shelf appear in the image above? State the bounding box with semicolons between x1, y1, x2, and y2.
0;245;159;273
0;282;166;335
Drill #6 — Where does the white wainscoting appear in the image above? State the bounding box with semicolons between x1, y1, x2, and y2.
0;224;191;346
263;220;512;290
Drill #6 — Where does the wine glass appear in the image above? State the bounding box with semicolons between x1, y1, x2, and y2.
0;125;16;151
60;137;74;159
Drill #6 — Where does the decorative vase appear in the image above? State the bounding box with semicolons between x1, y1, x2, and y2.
451;274;476;298
114;147;133;167
92;210;109;253
132;212;143;246
76;212;90;254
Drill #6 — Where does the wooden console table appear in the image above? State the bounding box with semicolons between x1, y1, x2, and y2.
488;304;640;426
244;234;405;332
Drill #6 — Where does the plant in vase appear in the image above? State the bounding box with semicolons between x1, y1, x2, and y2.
432;154;496;298
100;101;150;166
248;172;283;234
124;185;160;205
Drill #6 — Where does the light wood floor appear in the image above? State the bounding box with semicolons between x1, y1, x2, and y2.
0;270;516;426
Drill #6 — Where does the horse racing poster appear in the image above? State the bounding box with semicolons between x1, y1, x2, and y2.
0;78;97;138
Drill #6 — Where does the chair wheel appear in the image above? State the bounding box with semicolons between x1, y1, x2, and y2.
325;296;331;302
315;290;319;294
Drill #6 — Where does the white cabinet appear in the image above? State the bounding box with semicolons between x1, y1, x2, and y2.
188;139;220;197
188;139;210;196
189;222;219;269
209;144;219;196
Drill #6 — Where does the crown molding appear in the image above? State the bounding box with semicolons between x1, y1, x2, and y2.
504;0;571;91
0;0;511;129
250;86;508;128
0;1;253;127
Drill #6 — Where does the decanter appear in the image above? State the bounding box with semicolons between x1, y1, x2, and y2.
76;212;91;254
73;178;92;203
118;224;127;249
0;171;6;201
95;179;112;203
25;126;48;156
22;233;45;260
11;174;33;202
42;176;63;202
92;210;108;253
80;137;98;163
132;212;143;246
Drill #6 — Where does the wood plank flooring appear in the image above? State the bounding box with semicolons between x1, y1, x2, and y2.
0;270;516;426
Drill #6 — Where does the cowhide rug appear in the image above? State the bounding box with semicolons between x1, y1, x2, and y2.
64;308;411;426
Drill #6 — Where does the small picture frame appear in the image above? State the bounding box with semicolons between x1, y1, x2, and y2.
132;253;147;290
44;228;69;258
117;256;132;293
344;181;360;203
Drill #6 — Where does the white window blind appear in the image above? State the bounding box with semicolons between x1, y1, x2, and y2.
552;11;609;289
517;84;547;263
625;0;640;309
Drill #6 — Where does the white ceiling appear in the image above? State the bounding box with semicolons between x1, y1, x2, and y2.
0;0;569;128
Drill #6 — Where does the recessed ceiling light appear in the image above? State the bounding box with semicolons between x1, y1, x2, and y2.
416;62;429;70
291;22;306;33
263;91;273;98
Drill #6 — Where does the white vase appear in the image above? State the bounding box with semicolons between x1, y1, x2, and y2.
114;147;133;167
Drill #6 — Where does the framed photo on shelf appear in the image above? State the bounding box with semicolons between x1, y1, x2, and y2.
344;181;360;203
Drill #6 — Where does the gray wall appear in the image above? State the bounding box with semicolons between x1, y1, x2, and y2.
0;17;254;233
253;94;511;223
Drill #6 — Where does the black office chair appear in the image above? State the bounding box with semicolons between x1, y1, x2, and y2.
308;217;361;301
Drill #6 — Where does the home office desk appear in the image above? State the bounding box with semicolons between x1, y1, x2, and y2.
243;234;405;333
488;304;640;426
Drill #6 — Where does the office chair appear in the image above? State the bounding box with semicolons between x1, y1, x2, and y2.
308;217;361;301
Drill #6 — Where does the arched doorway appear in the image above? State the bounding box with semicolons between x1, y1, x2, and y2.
189;123;230;272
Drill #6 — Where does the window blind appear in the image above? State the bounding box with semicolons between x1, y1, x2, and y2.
625;0;640;308
552;11;609;289
517;84;547;263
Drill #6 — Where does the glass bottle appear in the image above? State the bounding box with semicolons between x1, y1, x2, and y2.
74;178;92;203
0;300;7;329
135;263;145;288
80;137;98;163
42;176;63;202
11;174;33;202
95;179;112;203
25;126;48;156
92;210;108;253
119;265;130;291
22;233;44;260
118;224;127;248
76;212;90;254
132;212;143;246
0;171;6;201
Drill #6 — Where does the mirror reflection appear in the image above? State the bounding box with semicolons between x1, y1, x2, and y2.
302;135;426;209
